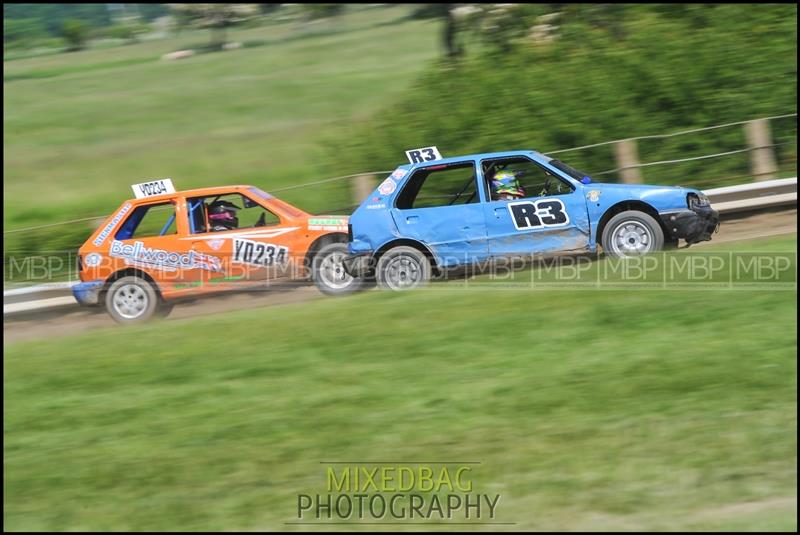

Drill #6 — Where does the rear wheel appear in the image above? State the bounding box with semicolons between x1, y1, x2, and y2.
312;242;368;296
601;210;665;257
105;276;160;324
376;246;431;291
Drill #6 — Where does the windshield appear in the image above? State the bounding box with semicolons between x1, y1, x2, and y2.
548;159;591;182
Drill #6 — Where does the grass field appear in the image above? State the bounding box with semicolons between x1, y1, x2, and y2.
3;5;438;232
4;235;796;531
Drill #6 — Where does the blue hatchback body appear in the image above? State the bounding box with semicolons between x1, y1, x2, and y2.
344;149;718;274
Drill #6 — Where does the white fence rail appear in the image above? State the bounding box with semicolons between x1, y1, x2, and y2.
4;177;796;317
705;176;796;213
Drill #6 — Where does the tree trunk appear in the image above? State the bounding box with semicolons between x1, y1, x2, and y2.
443;4;461;58
211;25;227;50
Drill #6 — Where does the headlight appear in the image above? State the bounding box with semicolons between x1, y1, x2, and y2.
687;193;710;209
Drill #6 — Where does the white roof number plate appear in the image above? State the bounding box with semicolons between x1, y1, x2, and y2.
132;179;176;199
405;146;443;164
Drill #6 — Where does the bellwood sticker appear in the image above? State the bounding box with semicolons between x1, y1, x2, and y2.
110;240;222;272
233;238;288;267
507;199;570;230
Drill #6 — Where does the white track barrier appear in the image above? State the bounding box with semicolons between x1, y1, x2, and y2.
704;177;797;214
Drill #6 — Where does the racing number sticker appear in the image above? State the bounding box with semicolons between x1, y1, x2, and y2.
507;199;570;230
405;146;442;164
233;238;288;267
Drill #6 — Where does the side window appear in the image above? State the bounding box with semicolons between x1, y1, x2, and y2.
396;162;478;209
482;157;574;200
188;193;280;234
237;194;280;228
115;202;177;240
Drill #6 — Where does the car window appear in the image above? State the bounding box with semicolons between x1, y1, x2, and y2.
115;202;177;240
396;162;478;209
482;157;574;200
187;193;280;234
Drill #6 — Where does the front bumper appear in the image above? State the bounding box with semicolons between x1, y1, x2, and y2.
342;253;375;278
659;205;720;245
72;280;105;306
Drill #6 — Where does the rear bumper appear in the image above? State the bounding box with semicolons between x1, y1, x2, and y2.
659;206;720;245
342;253;375;278
72;280;104;306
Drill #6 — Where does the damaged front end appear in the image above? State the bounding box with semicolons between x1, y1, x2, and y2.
659;192;720;245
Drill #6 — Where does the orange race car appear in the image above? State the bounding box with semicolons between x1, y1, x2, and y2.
72;179;366;323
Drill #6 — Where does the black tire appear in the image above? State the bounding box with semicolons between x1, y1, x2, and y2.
312;242;368;296
104;275;160;324
601;210;665;257
156;301;175;318
376;246;431;291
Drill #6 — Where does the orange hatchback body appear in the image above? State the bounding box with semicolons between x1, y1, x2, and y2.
73;182;365;323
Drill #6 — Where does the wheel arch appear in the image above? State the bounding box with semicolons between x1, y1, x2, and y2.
375;239;439;273
596;200;670;245
103;268;165;302
304;232;348;269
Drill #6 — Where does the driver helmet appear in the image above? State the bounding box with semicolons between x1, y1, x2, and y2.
208;200;241;230
490;170;525;200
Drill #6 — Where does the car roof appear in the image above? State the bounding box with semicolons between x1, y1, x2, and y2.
127;184;258;203
393;149;551;171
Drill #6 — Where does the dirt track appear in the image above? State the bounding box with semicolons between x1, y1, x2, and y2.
5;208;796;345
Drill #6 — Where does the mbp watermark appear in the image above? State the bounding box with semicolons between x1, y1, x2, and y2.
4;251;77;282
291;462;509;525
3;249;796;290
431;251;797;290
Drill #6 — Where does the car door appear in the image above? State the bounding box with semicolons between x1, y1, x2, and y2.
480;156;591;257
183;191;294;289
109;198;212;287
389;160;489;267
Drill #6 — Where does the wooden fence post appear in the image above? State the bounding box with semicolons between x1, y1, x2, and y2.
614;139;643;184
352;174;376;206
745;118;778;181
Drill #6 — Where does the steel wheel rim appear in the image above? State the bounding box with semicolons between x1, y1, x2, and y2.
112;283;148;319
385;255;422;290
319;250;354;290
612;221;652;256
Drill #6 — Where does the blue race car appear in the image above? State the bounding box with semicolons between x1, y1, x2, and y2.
343;147;719;289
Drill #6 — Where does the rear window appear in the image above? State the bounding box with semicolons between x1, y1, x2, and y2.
396;162;478;209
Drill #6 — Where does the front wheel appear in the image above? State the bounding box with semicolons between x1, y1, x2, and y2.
312;242;369;296
105;276;161;324
376;246;431;291
601;210;665;257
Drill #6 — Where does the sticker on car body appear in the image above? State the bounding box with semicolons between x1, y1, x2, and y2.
378;177;397;195
93;203;132;246
110;240;222;272
390;168;408;180
307;218;348;232
207;239;226;251
233;238;288;267
85;252;103;267
507;199;570;230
